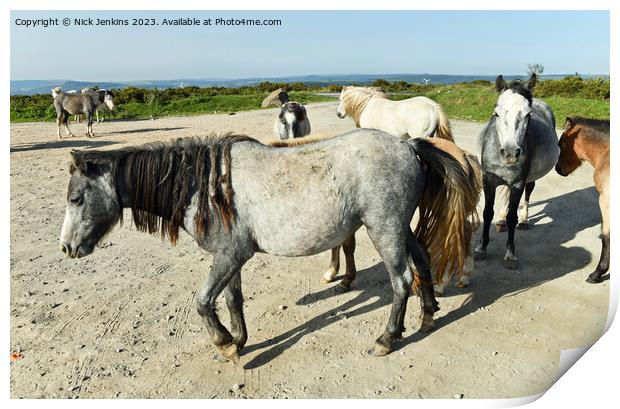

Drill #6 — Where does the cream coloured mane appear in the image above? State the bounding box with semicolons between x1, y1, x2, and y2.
340;86;389;126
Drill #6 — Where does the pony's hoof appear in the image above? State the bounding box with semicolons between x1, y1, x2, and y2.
503;257;519;270
368;343;392;357
517;222;530;230
320;270;336;284
419;317;436;333
455;281;469;289
474;249;487;261
586;272;605;284
334;283;351;294
217;343;240;365
495;221;507;233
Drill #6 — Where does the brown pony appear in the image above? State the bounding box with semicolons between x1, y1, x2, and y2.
556;116;610;283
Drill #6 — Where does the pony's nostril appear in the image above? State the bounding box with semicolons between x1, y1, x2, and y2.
515;148;522;158
500;148;506;157
60;243;67;254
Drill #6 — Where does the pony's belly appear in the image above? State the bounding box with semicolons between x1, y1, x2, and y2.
252;215;361;257
527;145;560;182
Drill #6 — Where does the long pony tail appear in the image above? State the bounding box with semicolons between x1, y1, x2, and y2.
409;138;480;285
433;104;454;142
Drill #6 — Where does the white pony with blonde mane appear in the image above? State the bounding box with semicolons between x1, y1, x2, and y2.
336;86;454;141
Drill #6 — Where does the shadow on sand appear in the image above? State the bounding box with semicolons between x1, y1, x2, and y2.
242;186;600;369
10;139;119;153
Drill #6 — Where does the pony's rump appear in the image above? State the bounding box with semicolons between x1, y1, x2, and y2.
409;138;481;284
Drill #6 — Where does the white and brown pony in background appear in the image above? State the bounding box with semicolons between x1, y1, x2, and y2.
336;86;454;141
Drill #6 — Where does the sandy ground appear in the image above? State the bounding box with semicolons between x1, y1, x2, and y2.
10;102;609;398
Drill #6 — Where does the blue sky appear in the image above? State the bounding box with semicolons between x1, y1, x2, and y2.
10;10;609;81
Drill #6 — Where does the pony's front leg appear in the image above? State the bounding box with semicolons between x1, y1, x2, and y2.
223;271;247;349
495;185;510;232
196;250;251;364
56;115;63;139
336;234;357;292
517;181;535;230
504;183;525;270
587;192;610;283
320;246;341;284
475;180;497;261
86;113;94;137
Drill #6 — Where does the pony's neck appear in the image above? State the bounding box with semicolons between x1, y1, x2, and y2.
115;165;176;221
575;134;609;169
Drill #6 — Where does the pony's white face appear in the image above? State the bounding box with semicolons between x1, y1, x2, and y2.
494;90;531;164
60;156;120;258
336;88;349;118
103;93;116;111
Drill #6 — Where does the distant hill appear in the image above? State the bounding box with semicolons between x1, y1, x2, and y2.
10;73;608;95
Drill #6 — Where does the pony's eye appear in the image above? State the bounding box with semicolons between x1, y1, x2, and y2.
70;196;83;206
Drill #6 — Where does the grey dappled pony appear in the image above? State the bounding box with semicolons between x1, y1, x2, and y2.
475;74;560;270
59;129;475;363
52;87;115;138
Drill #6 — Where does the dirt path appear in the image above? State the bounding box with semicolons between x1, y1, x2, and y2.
10;102;608;398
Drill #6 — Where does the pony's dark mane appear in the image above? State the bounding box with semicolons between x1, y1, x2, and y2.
73;133;259;244
508;81;533;104
567;116;610;144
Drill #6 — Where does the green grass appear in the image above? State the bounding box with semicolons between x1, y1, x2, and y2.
11;85;609;124
10;92;335;123
390;84;609;123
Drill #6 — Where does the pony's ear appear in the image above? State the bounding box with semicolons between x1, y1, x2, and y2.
69;151;87;173
527;73;538;90
495;75;507;93
564;117;575;130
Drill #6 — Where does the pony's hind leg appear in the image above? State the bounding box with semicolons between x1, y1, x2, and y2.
337;234;357;292
503;183;526;270
196;250;252;364
366;229;412;357
407;231;439;333
320;245;341;284
223;271;248;349
475;178;497;261
587;192;610;283
517;182;535;230
456;219;475;288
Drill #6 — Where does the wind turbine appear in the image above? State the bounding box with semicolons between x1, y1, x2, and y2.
423;78;431;85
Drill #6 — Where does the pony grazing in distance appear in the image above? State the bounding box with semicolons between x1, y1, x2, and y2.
59;129;476;363
336;86;454;140
475;74;559;270
556;117;610;283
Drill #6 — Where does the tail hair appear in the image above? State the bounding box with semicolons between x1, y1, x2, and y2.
433;104;454;141
409;138;481;284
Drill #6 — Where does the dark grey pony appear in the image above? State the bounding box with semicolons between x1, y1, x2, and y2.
52;87;115;138
274;101;311;140
474;74;559;269
59;129;475;363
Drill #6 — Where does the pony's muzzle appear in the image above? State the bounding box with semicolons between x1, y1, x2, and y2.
499;147;521;164
337;112;345;119
60;242;81;258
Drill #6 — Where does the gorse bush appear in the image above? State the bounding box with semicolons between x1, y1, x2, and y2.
535;76;609;100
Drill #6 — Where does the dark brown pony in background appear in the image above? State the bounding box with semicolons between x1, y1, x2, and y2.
556;116;610;283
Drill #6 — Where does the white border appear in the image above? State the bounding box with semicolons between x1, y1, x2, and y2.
3;1;617;407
